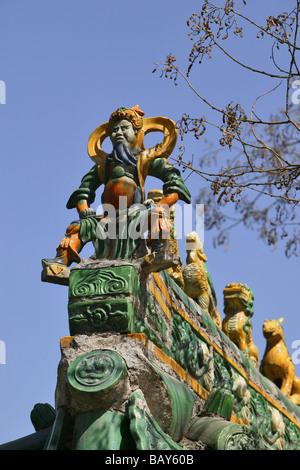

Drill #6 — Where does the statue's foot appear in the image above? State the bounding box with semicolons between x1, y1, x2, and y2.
41;257;69;286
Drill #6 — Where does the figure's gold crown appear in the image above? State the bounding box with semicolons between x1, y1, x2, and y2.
106;105;145;135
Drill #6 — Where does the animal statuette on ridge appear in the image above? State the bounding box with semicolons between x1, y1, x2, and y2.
182;231;222;329
260;318;300;405
222;283;259;368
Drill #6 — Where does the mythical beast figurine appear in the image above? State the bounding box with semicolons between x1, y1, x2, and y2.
260;318;300;405
182;231;222;329
222;283;259;368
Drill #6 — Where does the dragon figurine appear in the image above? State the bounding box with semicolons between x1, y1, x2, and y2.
260;317;300;405
182;231;222;329
222;283;259;368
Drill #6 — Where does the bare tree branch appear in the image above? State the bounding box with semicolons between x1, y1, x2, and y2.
154;0;300;256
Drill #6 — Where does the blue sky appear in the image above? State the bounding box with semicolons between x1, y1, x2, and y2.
0;0;299;444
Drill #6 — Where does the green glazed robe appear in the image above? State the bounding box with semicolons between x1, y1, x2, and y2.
66;157;191;210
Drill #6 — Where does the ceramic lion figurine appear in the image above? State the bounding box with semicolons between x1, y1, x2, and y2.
222;283;259;368
182;231;222;329
260;318;300;405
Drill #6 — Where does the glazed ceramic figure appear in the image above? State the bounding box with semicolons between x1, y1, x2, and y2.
42;106;191;269
260;318;300;404
182;231;222;328
222;283;259;368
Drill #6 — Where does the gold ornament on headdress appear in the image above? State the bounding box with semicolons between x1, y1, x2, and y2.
105;105;144;135
87;105;178;164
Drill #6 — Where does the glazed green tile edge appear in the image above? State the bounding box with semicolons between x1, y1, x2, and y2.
68;265;140;299
150;362;196;442
44;407;70;450
72;410;135;450
186;416;264;450
73;390;184;451
53;384;189;450
128;389;183;451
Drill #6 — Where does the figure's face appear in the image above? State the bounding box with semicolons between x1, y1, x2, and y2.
110;119;136;147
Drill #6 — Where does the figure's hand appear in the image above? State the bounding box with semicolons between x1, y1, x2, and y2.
143;199;155;209
158;193;179;207
150;204;169;218
79;207;96;219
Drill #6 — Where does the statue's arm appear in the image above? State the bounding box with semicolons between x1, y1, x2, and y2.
148;157;191;205
66;165;102;216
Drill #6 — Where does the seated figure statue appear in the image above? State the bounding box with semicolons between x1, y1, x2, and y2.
42;105;191;282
